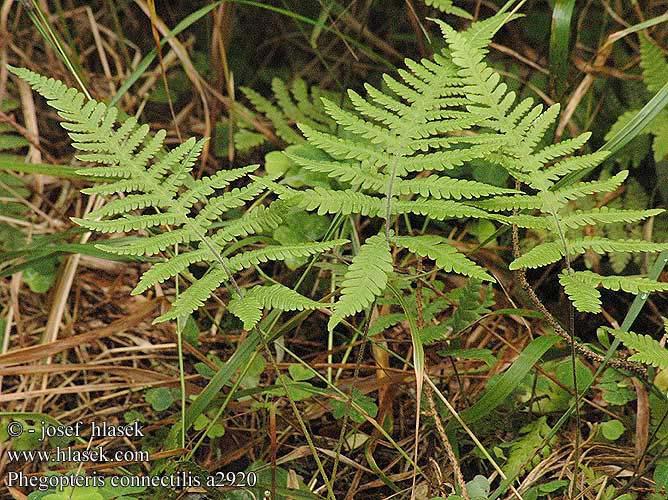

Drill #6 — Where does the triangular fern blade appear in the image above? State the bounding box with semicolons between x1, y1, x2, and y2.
394;235;493;281
329;233;393;332
154;266;229;323
133;249;209;295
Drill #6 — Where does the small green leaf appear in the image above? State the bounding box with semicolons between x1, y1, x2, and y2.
465;475;491;499
288;364;316;381
330;388;378;424
181;315;200;346
600;419;625;441
145;387;174;412
537;480;569;493
654;459;668;491
264;151;294;176
206;422;225;438
193;414;210;431
23;256;59;293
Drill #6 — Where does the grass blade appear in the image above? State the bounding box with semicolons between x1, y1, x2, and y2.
549;0;577;97
449;335;560;428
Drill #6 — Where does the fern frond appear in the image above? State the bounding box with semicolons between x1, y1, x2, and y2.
211;201;289;244
639;35;668;94
423;0;472;19
285;188;385;217
559;272;602;313
394;235;493;281
228;284;325;330
328;233;393;331
550;170;628;202
226;240;348;273
531;132;592;164
392;176;518;200
133;250;210;295
510;238;668;270
392;199;498;221
155;267;229;323
473;194;543;212
527;151;609;189
604;327;668;369
558;208;663;229
240;85;303;145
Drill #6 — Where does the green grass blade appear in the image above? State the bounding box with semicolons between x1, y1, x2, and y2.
0;156;99;181
490;251;668;499
549;0;577;97
110;1;223;106
448;335;560;428
556;80;668;187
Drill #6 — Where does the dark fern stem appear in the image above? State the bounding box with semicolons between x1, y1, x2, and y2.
510;220;647;377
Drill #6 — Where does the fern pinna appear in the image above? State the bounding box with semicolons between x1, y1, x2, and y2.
9;67;345;326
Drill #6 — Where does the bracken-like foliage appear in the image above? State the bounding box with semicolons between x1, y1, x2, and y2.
12;10;668;332
432;16;668;315
10;66;344;324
